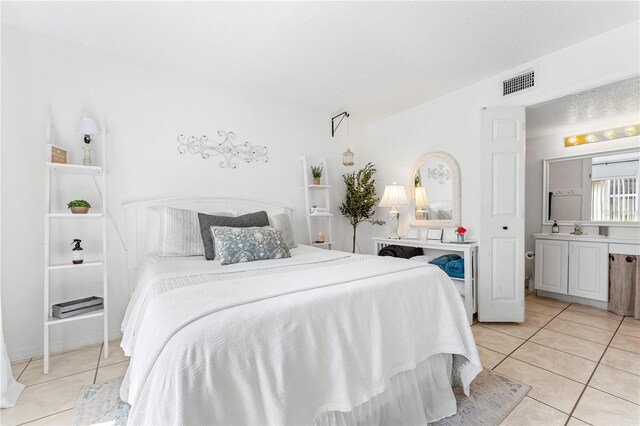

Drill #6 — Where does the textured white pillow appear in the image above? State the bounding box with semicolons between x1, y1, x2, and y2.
156;207;205;256
269;214;297;249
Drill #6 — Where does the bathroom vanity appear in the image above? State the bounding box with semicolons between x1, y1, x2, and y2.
532;233;639;308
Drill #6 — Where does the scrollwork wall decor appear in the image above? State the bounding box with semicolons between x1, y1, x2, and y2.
177;130;269;169
427;163;451;184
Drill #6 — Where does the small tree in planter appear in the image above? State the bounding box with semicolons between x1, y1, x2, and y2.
339;163;384;253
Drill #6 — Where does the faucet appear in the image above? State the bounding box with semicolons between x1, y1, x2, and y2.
572;223;583;235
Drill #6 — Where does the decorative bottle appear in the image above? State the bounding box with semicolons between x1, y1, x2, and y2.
551;221;559;234
72;239;84;264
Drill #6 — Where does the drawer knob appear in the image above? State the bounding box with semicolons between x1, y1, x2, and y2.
502;226;508;230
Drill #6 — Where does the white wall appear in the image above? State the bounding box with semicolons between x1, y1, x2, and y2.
525;132;639;251
364;21;639;251
0;25;363;360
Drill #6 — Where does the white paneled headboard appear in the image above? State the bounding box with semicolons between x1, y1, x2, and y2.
122;196;294;285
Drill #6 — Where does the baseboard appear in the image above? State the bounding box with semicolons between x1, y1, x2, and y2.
9;330;123;363
535;290;608;310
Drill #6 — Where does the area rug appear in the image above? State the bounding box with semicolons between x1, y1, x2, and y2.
432;369;530;426
73;369;529;425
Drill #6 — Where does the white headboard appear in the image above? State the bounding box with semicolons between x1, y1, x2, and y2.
122;195;294;286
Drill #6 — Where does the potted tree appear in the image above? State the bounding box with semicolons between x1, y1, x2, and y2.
67;200;91;214
339;163;385;253
311;165;324;185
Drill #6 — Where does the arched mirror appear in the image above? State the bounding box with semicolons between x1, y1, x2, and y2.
409;151;461;227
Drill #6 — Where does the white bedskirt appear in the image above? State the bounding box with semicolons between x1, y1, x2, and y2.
315;353;455;425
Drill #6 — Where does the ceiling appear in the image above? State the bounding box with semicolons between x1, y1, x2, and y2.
527;77;640;138
2;1;639;124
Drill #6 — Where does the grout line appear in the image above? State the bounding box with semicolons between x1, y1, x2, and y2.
94;342;103;384
552;313;623;332
16;408;73;426
598;363;640;377
491;302;572;371
525;394;575;416
527;334;604;363
22;369;96;388
565;315;627;423
586;383;640;407
15;358;31;381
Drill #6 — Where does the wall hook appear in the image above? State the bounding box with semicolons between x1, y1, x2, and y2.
331;111;349;137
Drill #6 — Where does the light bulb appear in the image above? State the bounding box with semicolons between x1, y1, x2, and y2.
604;129;617;139
586;134;597;143
567;136;578;145
624;126;637;136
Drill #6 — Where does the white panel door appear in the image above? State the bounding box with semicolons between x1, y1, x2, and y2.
534;239;568;294
568;241;608;302
479;106;525;322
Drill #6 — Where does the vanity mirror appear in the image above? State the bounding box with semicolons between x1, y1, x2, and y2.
543;148;640;225
409;152;461;227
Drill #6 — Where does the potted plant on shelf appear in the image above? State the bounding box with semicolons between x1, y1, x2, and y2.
455;226;467;242
311;165;324;185
339;163;385;253
67;200;91;214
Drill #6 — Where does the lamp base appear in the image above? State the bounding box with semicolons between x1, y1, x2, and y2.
387;208;400;239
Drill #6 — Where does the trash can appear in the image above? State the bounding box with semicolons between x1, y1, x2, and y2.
609;254;640;319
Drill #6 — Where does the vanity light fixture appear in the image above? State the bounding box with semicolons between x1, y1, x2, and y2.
564;123;639;147
379;183;408;239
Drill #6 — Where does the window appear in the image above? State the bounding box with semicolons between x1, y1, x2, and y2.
591;177;638;221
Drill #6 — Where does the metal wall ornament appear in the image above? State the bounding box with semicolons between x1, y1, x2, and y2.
177;130;269;169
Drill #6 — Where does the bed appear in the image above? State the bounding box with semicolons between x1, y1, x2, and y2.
120;196;482;425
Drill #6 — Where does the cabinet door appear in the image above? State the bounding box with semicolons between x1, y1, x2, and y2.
568;242;608;302
535;239;568;294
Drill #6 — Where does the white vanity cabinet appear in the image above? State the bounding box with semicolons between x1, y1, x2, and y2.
568;241;608;301
534;236;608;302
534;239;568;294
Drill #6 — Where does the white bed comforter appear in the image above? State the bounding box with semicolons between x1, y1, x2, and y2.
120;247;481;425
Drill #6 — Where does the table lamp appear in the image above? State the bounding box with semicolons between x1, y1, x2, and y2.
76;117;98;166
379;182;408;239
415;186;428;220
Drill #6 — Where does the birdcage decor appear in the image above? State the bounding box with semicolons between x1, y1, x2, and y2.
342;148;354;166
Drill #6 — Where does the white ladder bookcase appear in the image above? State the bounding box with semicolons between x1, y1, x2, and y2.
43;133;109;374
300;157;334;249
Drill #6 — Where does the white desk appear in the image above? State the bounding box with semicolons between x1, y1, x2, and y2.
372;237;478;325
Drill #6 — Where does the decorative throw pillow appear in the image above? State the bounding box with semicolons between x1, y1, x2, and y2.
428;254;462;272
156;207;205;256
212;226;291;265
198;211;270;260
269;214;297;249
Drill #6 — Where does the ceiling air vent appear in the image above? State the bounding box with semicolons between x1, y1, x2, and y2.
503;69;535;96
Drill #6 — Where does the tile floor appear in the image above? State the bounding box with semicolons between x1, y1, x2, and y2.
2;293;639;425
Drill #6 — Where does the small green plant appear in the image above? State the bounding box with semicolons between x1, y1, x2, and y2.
67;200;91;209
311;165;324;178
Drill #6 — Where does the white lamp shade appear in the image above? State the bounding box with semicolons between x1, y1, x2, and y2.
76;117;97;135
379;183;409;208
414;187;428;208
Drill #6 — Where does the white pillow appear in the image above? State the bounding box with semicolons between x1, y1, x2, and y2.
156;207;205;256
269;213;297;249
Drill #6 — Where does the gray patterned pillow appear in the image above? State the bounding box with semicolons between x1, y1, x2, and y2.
212;226;291;265
198;211;270;260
